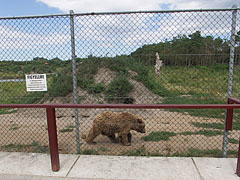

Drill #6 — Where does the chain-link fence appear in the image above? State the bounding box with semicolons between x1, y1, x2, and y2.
0;7;240;157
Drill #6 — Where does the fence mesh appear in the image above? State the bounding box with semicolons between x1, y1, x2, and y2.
0;9;240;157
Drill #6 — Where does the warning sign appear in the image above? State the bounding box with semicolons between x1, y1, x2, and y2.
25;74;47;92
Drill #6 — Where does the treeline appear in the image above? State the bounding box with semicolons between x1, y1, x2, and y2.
131;31;238;66
1;31;239;71
0;57;71;76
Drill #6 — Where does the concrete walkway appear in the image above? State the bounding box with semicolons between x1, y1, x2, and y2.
0;152;239;180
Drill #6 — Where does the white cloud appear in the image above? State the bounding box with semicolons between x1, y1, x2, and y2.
1;1;238;60
36;0;238;13
0;26;69;49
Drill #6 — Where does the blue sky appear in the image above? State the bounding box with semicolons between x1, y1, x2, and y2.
0;0;238;17
0;0;61;17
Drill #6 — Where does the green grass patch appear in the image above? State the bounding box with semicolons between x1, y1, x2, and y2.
0;109;18;115
229;138;239;144
142;131;177;141
59;125;75;133
80;149;99;155
0;141;48;153
96;147;108;152
232;117;240;130
191;122;224;130
173;148;222;157
125;147;146;156
179;129;223;137
162;96;225;119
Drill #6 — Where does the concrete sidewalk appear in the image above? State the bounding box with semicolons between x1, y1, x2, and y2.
0;152;239;180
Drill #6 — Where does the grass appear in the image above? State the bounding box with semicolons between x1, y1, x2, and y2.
59;125;75;133
173;148;222;157
153;65;239;99
124;147;236;158
0;141;48;153
161;95;225;119
80;149;99;155
229;138;239;144
79;147;108;155
191;122;224;130
143;130;223;143
179;130;223;137
125;147;146;156
142;131;177;141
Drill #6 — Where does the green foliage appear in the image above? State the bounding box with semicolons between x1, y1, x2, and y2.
102;56;129;74
48;74;73;97
131;31;230;66
142;131;177;141
87;83;105;94
105;75;134;103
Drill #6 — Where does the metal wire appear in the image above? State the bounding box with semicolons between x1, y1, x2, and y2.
0;8;239;157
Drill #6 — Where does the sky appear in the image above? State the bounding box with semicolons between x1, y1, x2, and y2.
0;0;238;17
0;0;239;61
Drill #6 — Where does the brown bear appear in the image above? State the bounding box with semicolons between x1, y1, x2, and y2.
86;111;145;146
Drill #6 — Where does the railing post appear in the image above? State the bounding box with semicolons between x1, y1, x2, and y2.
236;137;240;176
225;99;233;131
46;107;60;172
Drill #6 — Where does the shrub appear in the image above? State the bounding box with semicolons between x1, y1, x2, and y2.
87;83;105;94
48;74;73;97
105;75;134;103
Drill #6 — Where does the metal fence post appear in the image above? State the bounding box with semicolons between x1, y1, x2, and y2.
222;4;238;158
70;10;80;154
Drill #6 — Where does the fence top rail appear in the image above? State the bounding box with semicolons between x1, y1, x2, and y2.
0;7;239;20
73;7;240;16
0;104;240;109
228;98;240;104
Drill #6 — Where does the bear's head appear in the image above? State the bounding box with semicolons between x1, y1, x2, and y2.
122;112;146;133
135;118;146;133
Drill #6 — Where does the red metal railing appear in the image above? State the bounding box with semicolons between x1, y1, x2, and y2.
0;100;240;172
227;98;240;177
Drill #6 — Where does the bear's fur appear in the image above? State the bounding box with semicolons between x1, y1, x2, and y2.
86;111;145;146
